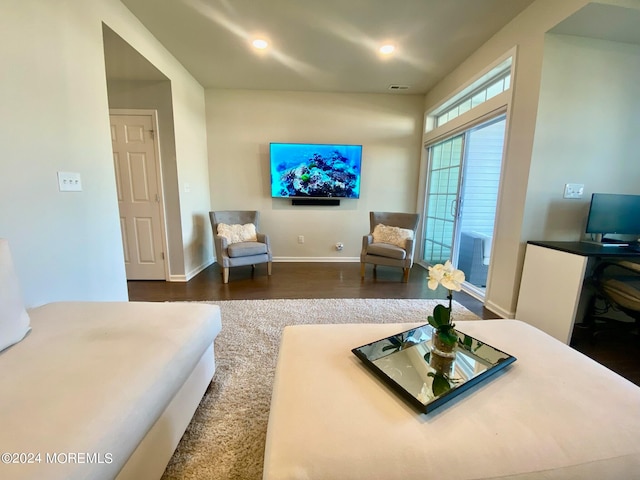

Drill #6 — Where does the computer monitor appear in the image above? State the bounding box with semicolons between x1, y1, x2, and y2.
585;193;640;238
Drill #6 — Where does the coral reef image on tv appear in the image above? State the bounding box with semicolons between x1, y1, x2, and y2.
270;143;362;198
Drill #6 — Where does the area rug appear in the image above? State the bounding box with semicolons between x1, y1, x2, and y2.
162;298;480;480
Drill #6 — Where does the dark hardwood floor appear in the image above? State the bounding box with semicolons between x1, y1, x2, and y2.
128;262;640;386
128;262;496;317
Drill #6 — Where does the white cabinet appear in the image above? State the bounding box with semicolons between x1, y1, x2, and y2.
516;244;588;344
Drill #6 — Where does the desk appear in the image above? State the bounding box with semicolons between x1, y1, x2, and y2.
515;241;640;344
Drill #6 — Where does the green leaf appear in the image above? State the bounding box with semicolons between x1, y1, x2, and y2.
431;304;451;327
463;335;473;348
430;372;451;397
438;328;458;347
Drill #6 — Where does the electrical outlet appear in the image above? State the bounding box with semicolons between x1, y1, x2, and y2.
298;235;304;244
563;183;584;199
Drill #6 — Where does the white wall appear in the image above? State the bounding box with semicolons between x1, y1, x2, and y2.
0;0;126;306
205;90;424;260
0;0;210;305
525;34;640;241
170;79;213;278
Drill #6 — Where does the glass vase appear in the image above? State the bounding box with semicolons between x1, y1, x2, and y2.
429;349;455;374
432;332;457;359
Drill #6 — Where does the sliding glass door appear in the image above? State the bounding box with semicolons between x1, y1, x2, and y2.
422;135;464;266
422;115;506;294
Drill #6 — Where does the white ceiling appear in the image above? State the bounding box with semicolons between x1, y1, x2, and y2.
111;0;537;94
550;2;640;46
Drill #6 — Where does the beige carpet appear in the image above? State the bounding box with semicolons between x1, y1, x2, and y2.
162;298;480;480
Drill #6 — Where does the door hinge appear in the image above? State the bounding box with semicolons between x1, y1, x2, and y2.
155;193;160;202
161;252;165;260
147;129;155;140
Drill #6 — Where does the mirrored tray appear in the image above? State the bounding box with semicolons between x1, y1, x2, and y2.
352;324;516;414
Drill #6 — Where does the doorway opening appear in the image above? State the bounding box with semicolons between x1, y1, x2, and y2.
421;115;506;298
102;23;183;281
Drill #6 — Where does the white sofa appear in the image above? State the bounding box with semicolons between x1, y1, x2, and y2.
0;239;222;480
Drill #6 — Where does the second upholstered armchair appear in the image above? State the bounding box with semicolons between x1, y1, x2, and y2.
360;211;420;283
209;210;272;283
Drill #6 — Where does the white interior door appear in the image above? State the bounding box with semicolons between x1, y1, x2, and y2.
110;112;166;280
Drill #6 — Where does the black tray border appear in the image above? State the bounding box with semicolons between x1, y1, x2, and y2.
352;324;517;414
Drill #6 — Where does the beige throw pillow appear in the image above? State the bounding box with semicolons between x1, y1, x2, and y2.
372;224;414;249
217;223;258;244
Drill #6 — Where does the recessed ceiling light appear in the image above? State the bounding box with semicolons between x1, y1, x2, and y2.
252;38;269;50
379;44;395;55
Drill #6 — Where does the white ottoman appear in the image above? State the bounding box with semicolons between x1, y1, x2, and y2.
263;320;640;480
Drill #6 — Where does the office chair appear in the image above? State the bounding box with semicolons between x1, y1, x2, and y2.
584;260;640;341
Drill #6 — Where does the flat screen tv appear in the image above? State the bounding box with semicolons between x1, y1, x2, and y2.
585;193;640;236
270;143;362;198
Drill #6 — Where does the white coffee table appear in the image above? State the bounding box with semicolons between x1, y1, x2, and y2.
263;320;640;479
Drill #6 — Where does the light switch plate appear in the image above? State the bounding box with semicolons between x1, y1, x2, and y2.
58;171;82;192
563;183;584;199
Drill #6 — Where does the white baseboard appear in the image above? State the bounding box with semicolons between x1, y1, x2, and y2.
186;258;215;280
170;258;215;282
274;257;359;263
169;257;356;281
484;299;514;319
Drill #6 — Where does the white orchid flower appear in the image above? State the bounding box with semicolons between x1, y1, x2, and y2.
427;263;445;290
441;268;465;291
427;260;466;351
427;260;465;291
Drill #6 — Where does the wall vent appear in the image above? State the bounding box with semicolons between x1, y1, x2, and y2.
388;84;410;91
